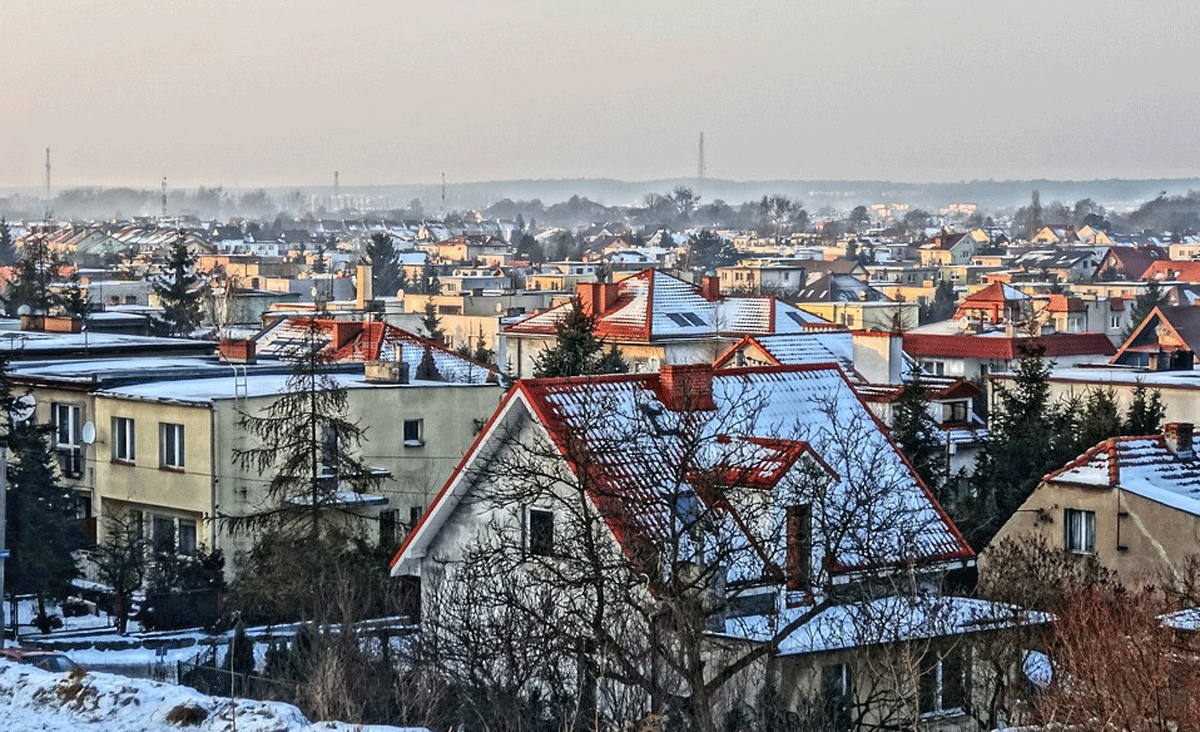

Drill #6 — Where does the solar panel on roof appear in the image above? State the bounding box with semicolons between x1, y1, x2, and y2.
666;313;691;327
682;313;707;326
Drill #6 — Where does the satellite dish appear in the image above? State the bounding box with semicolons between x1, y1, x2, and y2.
81;421;96;445
11;394;34;423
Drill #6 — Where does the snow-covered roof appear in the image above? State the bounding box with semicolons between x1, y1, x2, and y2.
395;364;973;580
1045;435;1200;516
255;317;496;384
728;594;1049;655
506;269;827;342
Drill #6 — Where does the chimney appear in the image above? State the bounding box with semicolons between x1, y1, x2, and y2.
364;360;410;384
701;275;721;301
330;320;362;348
219;338;256;364
578;281;619;317
357;264;374;309
659;363;717;411
1164;422;1194;458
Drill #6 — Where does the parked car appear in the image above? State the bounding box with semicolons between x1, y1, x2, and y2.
0;648;81;673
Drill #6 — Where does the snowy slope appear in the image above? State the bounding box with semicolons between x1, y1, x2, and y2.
0;662;426;732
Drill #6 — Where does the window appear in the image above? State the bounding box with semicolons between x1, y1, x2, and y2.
409;505;424;531
379;509;399;547
527;509;554;557
130;509;144;540
1065;508;1096;553
944;401;968;423
178;519;197;556
403;419;423;447
821;663;853;731
152;515;175;554
786;504;813;591
113;417;135;462
919;647;967;716
160;423;185;469
53;403;81;448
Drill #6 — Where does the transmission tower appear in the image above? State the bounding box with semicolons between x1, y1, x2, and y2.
44;147;52;220
697;132;706;198
161;177;167;218
334;170;339;208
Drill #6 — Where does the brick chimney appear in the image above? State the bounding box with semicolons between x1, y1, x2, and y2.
659;363;717;411
701;275;721;302
1164;422;1194;458
219;338;256;364
578;281;620;317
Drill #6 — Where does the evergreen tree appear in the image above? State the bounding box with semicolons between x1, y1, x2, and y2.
891;366;948;503
7;232;54;316
1124;279;1166;340
1125;381;1166;436
6;418;85;631
364;232;404;298
918;280;958;324
150;233;204;336
1073;388;1122;454
415;344;442;381
533;298;629;378
226;317;382;539
93;514;147;635
962;344;1077;548
421;298;443;341
0;219;15;267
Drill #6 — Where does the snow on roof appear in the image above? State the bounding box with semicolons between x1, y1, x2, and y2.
506;269;827;342
396;364;973;579
727;594;1048;655
727;332;855;373
0;661;429;732
1045;436;1200;516
256;318;495;384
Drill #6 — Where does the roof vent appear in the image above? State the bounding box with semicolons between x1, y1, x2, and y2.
1164;422;1194;459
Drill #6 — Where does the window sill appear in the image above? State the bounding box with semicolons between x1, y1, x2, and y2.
403;440;424;448
159;465;185;473
111;459;135;466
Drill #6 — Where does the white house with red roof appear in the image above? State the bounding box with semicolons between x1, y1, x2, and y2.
391;363;1039;728
502;269;828;377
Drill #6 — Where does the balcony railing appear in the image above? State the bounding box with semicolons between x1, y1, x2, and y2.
56;447;83;480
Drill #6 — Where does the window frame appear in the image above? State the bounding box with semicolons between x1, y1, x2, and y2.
160;422;185;469
527;508;555;557
178;519;197;556
112;416;135;463
152;514;176;554
52;402;81;448
403;419;424;447
1065;508;1096;553
919;647;967;717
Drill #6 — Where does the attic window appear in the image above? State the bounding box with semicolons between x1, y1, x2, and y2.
667;312;706;327
527;509;554;557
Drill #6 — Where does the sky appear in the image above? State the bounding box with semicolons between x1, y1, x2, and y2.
3;0;1199;189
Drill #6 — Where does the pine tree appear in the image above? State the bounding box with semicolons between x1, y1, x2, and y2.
227;318;382;539
1125;380;1166;436
151;233;204;336
533;298;628;378
421;299;443;341
6;419;85;631
1124;279;1166;340
364;232;404;297
962;344;1077;548
891;366;948;503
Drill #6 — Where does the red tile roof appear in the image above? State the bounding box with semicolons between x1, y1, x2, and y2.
903;332;1116;361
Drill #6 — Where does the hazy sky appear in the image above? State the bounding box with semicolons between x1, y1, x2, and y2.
3;0;1199;189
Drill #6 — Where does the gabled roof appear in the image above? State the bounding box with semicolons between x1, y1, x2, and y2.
1045;436;1200;516
256;317;496;383
1111;305;1200;365
1098;246;1166;280
505;269;826;342
713;332;856;375
1142;260;1200;283
903;332;1116;361
960;282;1030;305
393;365;973;579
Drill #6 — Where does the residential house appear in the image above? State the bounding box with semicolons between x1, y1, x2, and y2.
1094;246;1167;280
982;422;1200;591
918;232;976;267
502;269;829;377
903;331;1116;381
953;282;1034;328
1110;305;1200;368
391;363;1038;730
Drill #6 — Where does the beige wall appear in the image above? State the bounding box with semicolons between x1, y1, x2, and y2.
983;479;1200;590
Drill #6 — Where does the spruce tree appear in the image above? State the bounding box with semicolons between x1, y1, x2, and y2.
6;419;85;631
227;317;381;539
151;233;204;337
1125;380;1166;436
7;232;53;316
533;298;628;378
891;366;948;503
1124;279;1166;340
0;219;14;267
421;299;443;341
364;232;404;297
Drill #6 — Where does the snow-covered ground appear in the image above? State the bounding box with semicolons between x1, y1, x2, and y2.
0;661;428;731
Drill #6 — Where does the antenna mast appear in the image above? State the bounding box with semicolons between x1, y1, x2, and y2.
697;132;705;199
161;177;168;219
441;172;446;213
334;170;339;209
